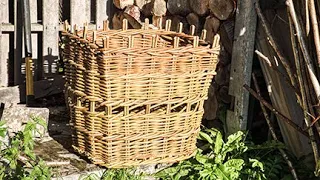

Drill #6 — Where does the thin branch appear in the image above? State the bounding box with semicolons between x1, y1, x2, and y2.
252;73;299;180
255;50;301;97
306;0;310;35
255;50;271;67
286;0;320;102
243;84;309;137
255;2;297;90
308;0;320;66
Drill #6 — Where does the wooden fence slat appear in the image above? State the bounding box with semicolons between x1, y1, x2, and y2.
0;1;5;86
96;0;109;29
42;0;60;78
70;0;90;27
14;0;23;85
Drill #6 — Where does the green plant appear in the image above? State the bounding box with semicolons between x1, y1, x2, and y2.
79;168;144;180
155;128;266;180
0;117;51;180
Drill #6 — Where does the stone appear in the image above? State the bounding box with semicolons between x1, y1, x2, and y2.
0;86;21;107
1;105;49;138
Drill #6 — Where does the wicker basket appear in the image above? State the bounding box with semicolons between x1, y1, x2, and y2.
62;20;220;168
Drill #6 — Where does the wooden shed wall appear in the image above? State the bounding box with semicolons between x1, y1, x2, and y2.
0;0;110;88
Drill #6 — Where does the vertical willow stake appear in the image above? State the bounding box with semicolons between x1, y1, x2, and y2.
252;73;299;180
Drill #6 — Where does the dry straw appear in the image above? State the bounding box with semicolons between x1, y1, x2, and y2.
62;19;220;168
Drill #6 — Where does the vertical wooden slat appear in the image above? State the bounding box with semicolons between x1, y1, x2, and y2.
0;1;7;86
42;0;59;78
70;0;90;27
95;0;109;29
226;0;257;135
30;0;38;23
14;0;23;85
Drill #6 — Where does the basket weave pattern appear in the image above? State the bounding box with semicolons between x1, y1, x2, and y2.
62;27;220;168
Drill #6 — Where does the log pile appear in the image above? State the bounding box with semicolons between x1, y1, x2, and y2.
112;0;235;41
112;0;236;121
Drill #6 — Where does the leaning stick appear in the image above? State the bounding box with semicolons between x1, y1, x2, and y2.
252;73;299;180
286;0;320;102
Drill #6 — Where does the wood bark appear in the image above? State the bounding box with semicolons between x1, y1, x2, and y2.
170;15;188;33
218;20;234;55
186;13;200;33
112;11;125;29
189;0;209;16
140;1;153;17
203;15;220;42
167;0;191;16
209;0;234;20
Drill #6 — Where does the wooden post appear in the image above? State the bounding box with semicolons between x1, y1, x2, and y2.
43;0;59;78
95;0;109;30
226;0;257;135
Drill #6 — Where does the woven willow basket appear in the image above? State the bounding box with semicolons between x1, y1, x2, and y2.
62;20;220;168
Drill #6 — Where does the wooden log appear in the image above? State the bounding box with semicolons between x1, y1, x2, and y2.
189;0;209;16
167;0;191;16
153;0;167;16
124;5;143;29
140;1;153;17
218;19;235;55
203;15;220;42
114;0;134;9
135;0;152;9
170;15;188;32
209;0;234;20
186;13;200;33
112;11;125;29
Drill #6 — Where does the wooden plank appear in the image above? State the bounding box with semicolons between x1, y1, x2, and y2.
14;0;23;85
70;0;90;27
256;9;311;158
42;0;59;79
96;0;109;29
1;23;44;32
30;0;38;23
0;1;7;87
226;0;257;135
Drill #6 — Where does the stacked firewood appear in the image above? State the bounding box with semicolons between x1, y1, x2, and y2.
112;0;236;121
112;0;236;42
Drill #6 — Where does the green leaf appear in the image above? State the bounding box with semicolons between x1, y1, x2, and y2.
224;159;244;171
195;153;208;165
199;131;214;144
199;169;211;178
214;131;223;155
250;158;264;171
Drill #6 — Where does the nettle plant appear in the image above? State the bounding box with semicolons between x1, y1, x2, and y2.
156;129;266;180
0;117;51;180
